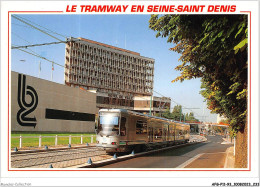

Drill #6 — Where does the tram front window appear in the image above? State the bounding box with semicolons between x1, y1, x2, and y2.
99;114;119;136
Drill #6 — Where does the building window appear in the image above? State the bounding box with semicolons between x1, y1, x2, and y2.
136;120;147;134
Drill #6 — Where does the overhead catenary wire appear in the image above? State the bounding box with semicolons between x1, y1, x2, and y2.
11;41;68;49
12;42;43;60
13;46;64;68
12;15;63;42
134;89;200;117
11;15;75;49
12;27;79;50
11;16;207;121
15;15;69;39
11;33;56;63
135;90;203;119
11;17;76;68
12;23;32;29
12;32;80;49
153;90;180;106
153;89;203;118
11;32;48;60
12;31;33;45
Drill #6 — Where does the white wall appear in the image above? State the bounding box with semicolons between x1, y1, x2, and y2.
11;72;96;133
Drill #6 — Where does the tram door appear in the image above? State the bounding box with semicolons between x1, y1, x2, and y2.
162;124;168;141
148;127;153;142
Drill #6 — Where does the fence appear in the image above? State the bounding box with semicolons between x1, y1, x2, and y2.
11;135;96;148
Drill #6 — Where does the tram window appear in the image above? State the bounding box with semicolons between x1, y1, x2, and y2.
112;126;119;133
136;120;147;134
154;128;162;139
120;117;126;136
97;117;102;133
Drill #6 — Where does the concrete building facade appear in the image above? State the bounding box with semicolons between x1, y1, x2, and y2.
11;71;96;133
133;96;171;114
65;37;155;110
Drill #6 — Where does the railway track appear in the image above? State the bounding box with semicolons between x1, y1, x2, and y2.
11;135;206;168
11;146;113;168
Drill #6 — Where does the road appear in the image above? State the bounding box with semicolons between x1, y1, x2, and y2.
101;135;232;168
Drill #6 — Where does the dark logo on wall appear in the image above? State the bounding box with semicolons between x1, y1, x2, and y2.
17;74;38;127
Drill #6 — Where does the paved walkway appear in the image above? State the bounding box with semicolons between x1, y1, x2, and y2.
224;146;235;168
178;137;234;168
184;152;227;168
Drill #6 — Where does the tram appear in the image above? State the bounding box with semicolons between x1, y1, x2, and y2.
96;109;190;153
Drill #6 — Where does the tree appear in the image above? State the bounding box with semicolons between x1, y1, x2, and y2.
157;105;200;122
155;106;177;120
160;107;172;119
171;105;183;121
149;15;247;133
185;113;189;121
185;112;199;123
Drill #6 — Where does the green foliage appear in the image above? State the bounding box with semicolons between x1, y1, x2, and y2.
161;107;173;119
171;105;183;120
158;106;199;122
228;125;238;137
185;112;199;123
213;126;226;134
149;15;248;132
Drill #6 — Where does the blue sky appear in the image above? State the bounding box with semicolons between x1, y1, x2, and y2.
11;14;217;122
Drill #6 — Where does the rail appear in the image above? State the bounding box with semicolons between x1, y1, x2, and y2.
11;146;111;168
12;135;96;148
